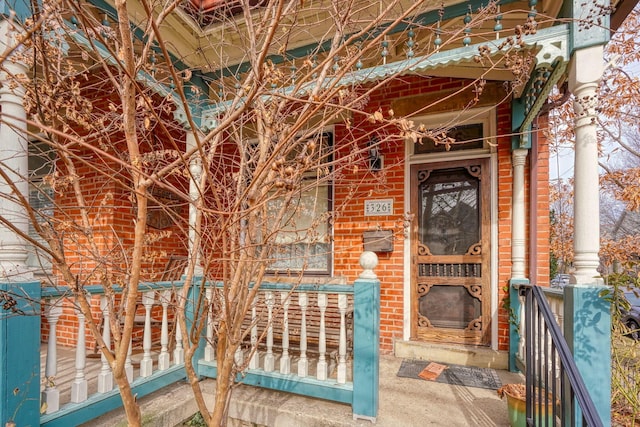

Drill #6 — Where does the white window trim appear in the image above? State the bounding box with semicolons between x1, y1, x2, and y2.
261;128;335;277
406;106;497;164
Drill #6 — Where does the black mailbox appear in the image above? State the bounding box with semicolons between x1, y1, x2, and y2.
362;229;394;253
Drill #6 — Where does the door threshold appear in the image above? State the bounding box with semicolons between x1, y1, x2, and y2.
394;339;508;369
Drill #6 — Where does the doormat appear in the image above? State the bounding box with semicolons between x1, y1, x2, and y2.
397;359;502;390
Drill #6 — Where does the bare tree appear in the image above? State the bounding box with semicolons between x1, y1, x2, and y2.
0;0;540;425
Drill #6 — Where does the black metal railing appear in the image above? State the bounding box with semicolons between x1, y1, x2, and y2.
521;285;603;426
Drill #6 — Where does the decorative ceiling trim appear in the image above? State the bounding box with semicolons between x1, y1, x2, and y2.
511;25;570;148
201;24;571;132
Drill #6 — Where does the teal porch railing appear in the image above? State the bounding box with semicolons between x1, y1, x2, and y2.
509;281;611;426
0;252;381;426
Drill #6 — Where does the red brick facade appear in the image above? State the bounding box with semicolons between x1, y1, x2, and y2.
46;75;550;355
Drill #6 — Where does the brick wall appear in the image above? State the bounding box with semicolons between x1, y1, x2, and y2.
43;76;189;348
331;76;540;353
46;75;551;356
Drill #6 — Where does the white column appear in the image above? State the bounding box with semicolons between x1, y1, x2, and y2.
0;19;31;281
511;148;528;279
569;45;604;285
186;131;204;277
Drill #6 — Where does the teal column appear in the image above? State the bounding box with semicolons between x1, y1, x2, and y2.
185;278;206;376
564;284;611;426
352;252;380;422
0;281;41;427
508;279;528;372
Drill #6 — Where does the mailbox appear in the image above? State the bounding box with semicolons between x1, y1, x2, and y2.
362;229;394;253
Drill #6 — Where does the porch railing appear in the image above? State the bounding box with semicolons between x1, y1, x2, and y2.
515;284;606;427
0;252;380;426
39;281;188;427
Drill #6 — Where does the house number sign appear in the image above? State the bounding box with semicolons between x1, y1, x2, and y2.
364;199;393;216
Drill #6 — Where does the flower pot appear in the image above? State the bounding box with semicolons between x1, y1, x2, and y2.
498;384;555;427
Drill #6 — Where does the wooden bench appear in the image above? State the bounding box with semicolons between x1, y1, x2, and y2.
237;292;354;356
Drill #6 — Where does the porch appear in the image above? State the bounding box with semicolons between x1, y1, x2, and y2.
0;256;611;426
79;352;524;427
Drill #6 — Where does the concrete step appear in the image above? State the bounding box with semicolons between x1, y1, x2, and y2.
394;340;509;370
83;355;522;427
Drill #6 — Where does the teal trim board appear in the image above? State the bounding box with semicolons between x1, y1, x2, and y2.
186;280;206;376
563;284;611;426
197;361;353;404
508;278;529;373
0;281;41;427
352;276;380;421
0;0;32;22
40;366;186;427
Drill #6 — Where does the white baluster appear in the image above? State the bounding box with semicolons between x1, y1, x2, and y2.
42;298;63;413
139;291;155;377
98;295;113;393
122;294;133;382
204;288;215;362
70;296;88;403
298;292;308;377
125;335;133;383
264;292;275;372
232;289;244;368
234;345;244;368
248;296;260;369
337;294;348;384
280;292;291;374
317;293;328;381
158;290;171;370
173;317;184;365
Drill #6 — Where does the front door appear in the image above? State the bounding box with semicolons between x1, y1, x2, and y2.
410;158;490;346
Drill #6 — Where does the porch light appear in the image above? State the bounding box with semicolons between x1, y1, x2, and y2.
368;136;383;172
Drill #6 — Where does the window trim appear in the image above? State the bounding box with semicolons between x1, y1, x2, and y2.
265;131;334;277
407;107;496;163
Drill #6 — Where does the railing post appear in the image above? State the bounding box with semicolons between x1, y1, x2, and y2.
564;283;611;426
185;278;206;376
509;278;528;372
0;281;41;427
352;252;380;422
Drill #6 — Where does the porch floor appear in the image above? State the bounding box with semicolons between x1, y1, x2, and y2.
56;349;523;427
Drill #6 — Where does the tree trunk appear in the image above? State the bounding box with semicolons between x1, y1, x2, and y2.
113;366;142;426
209;332;237;427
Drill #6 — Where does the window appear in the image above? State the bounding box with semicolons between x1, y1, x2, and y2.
415;123;484;154
266;132;333;275
409;108;495;158
28;141;55;272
